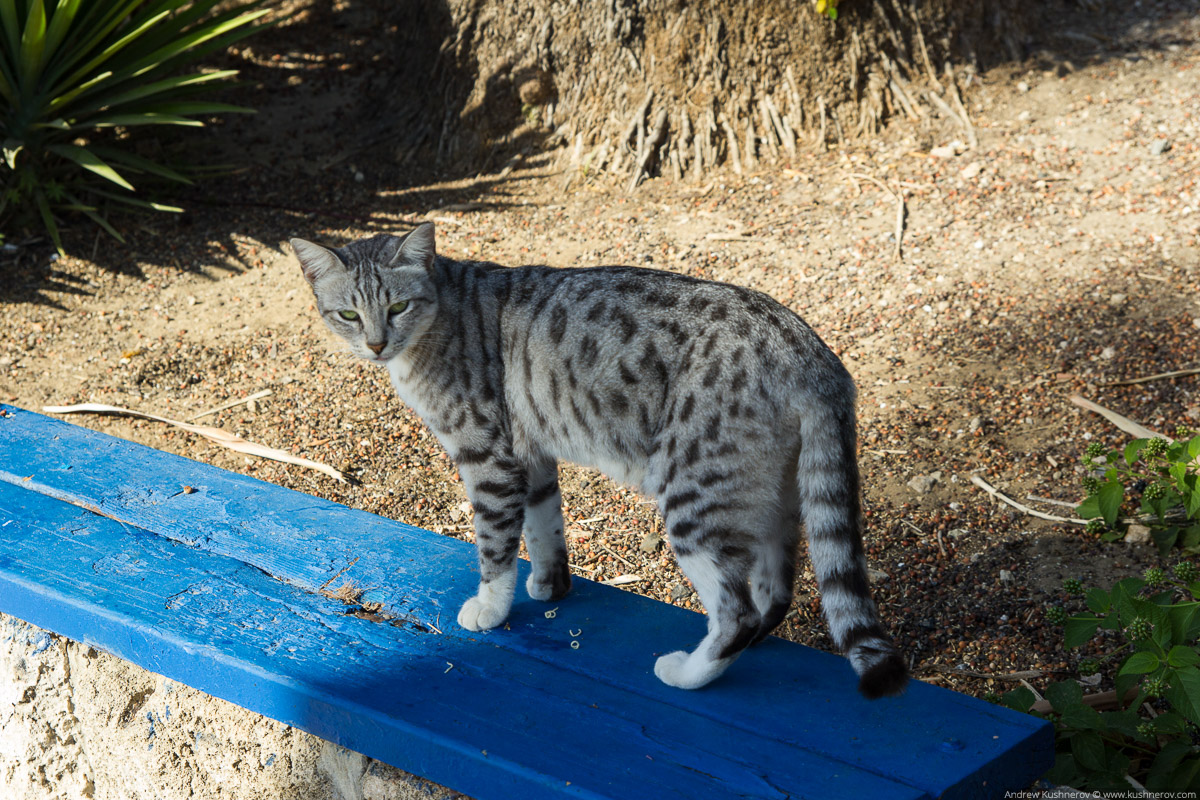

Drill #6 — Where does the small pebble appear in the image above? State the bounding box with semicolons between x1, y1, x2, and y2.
1149;139;1171;156
1125;524;1152;545
639;531;662;553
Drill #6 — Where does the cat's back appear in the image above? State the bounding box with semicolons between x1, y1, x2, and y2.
491;263;848;391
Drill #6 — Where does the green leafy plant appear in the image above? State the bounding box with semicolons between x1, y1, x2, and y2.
1077;427;1200;554
1003;570;1200;791
814;0;840;20
0;0;271;252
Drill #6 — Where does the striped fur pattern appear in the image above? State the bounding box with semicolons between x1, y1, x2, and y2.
292;223;907;696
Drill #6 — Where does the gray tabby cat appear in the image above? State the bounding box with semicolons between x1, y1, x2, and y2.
292;222;907;697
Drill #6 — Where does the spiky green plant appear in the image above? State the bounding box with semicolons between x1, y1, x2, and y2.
0;0;271;252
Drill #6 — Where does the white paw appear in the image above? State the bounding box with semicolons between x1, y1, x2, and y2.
457;596;508;631
525;573;552;601
653;651;692;687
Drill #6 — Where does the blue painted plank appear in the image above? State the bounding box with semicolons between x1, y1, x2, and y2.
0;479;923;800
0;405;1054;797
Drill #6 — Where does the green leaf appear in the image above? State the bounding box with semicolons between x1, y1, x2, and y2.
1164;665;1200;728
1189;434;1200;460
1153;526;1181;556
88;146;191;185
1125;438;1150;466
18;0;48;88
1100;708;1142;738
1085;588;1111;615
1045;679;1083;712
87;113;205;128
1064;616;1101;648
1182;526;1200;552
1115;671;1141;707
1001;686;1035;713
1168;645;1200;668
1170;603;1200;643
87;187;182;213
1186;476;1200;519
1171;460;1188;488
1069;730;1108;772
41;0;84;63
1151;710;1187;734
1044;753;1080;787
1077;493;1101;520
32;187;63;255
1148;740;1195;790
0;0;22;68
1059;704;1105;730
62;69;239;119
1166;755;1200;791
1098;481;1124;527
45;144;132;190
1120;651;1161;675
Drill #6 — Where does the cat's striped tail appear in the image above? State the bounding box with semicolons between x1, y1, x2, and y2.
797;387;908;699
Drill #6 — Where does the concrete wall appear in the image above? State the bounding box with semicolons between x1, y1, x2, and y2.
1;614;468;800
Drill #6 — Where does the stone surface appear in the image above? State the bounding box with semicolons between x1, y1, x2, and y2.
0;613;468;800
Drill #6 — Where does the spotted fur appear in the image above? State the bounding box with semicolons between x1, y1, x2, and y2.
292;223;907;696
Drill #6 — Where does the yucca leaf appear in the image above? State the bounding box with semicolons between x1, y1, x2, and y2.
18;0;48;90
73;205;125;243
90;113;204;128
33;187;65;254
123;8;269;82
89;186;183;213
44;7;174;102
43;0;156;85
80;101;251;130
72;0;227;84
0;59;14;104
89;145;192;184
42;0;85;62
46;143;134;190
45;68;113;114
0;0;21;68
63;68;238;119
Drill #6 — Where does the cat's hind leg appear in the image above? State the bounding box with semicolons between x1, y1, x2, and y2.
751;478;801;644
522;460;571;602
654;508;764;690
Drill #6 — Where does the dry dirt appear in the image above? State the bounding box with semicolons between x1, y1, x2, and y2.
2;0;1200;795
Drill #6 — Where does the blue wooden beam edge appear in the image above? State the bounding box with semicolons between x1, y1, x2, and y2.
0;405;1053;798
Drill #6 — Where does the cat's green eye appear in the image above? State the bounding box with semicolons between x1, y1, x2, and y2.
338;310;359;321
388;301;409;315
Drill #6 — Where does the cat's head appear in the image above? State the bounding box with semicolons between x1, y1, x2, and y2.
291;223;438;365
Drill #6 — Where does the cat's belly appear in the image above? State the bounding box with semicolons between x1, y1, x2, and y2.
553;443;648;492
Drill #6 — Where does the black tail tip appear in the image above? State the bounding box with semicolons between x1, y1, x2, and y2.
857;653;909;699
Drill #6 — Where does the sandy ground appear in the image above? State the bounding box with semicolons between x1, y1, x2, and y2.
2;1;1200;797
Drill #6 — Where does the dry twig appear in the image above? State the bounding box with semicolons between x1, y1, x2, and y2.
44;402;348;483
971;475;1085;525
1069;395;1164;440
1100;366;1200;387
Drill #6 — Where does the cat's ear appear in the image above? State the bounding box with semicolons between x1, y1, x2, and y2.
290;238;342;285
390;222;436;272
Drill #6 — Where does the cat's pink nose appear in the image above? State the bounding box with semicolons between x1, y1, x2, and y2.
367;342;386;355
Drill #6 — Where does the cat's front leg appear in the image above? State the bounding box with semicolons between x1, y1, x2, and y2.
522;459;571;602
456;460;528;632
